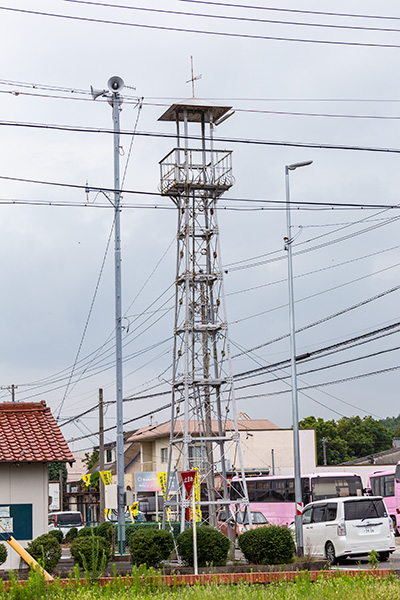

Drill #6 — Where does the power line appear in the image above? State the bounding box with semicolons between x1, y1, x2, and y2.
3;5;400;49
4;120;400;157
232;284;400;358
59;0;400;35
177;0;400;23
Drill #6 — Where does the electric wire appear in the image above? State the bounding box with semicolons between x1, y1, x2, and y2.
58;0;400;35
3;5;400;49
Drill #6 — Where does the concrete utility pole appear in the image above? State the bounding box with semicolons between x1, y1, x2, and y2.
99;388;105;524
322;437;328;466
91;76;126;551
1;385;18;402
285;160;313;557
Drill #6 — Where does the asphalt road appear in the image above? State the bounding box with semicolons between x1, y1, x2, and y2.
332;537;400;571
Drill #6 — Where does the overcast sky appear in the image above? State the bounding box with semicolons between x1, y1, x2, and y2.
1;1;400;462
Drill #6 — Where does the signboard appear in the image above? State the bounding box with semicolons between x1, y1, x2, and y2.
49;482;60;512
0;518;13;533
181;470;196;497
0;504;32;541
134;472;162;493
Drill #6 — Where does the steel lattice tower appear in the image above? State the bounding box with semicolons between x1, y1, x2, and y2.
159;99;250;530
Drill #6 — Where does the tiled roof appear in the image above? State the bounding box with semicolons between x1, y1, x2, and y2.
0;401;74;463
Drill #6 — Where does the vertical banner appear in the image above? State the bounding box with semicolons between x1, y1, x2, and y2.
100;470;112;486
158;472;170;519
128;502;139;522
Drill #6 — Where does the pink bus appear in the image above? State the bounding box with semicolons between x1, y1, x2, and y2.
368;467;399;534
230;472;364;526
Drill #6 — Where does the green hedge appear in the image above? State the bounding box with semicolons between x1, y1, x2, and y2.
176;526;230;567
48;529;63;544
238;525;295;565
64;527;79;543
129;529;174;567
26;534;62;572
0;543;7;566
70;534;112;570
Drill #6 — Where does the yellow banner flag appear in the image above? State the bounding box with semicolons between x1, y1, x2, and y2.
128;502;139;522
99;470;112;486
158;471;170;519
82;474;91;487
194;468;202;522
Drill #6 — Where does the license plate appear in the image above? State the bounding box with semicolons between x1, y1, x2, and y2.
364;526;375;534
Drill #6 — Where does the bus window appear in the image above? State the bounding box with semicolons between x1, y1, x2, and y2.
311;476;363;501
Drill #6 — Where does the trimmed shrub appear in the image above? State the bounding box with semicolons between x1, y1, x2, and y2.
129;528;174;567
176;526;230;567
26;534;62;572
238;525;295;565
0;543;7;566
70;534;112;571
64;527;79;543
48;529;63;544
77;526;93;538
96;522;113;545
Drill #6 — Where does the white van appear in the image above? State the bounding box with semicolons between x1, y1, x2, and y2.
301;496;396;563
48;511;84;536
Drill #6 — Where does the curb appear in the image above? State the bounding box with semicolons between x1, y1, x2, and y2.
0;568;395;590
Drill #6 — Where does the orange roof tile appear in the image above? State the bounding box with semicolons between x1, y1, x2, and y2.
0;401;74;463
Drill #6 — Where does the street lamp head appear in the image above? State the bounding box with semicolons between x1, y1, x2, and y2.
287;160;313;171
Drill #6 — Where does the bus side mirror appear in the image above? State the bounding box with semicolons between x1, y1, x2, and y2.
363;487;372;496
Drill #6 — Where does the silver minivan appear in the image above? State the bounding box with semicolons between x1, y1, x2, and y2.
48;511;84;536
301;496;396;563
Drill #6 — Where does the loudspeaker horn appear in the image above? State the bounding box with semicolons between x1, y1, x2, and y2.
107;76;125;93
90;86;106;100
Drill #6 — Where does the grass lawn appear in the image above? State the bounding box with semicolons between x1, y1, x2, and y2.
1;570;400;599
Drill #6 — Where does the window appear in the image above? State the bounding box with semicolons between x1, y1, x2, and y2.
384;475;395;497
105;447;113;463
344;499;387;521
302;508;312;525
189;445;206;468
312;505;326;523
326;503;337;521
161;447;168;464
311;476;363;501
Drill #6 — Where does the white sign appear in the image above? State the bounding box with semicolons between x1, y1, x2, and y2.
0;517;13;533
49;482;60;512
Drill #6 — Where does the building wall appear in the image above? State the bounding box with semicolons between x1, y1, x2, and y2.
0;463;48;571
140;429;317;477
236;429;317;475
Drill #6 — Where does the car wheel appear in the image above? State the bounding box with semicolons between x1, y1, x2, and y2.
325;541;337;565
379;552;389;562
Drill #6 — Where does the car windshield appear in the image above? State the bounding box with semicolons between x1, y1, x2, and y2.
344;499;387;521
55;513;82;526
237;512;267;525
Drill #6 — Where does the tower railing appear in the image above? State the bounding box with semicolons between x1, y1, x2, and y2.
159;148;234;195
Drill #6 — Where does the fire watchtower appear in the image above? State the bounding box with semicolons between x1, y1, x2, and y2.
159;99;250;530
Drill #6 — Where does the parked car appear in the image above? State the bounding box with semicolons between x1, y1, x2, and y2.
217;509;269;537
300;496;396;563
48;511;84;536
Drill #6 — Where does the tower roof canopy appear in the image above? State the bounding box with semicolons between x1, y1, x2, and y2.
158;98;232;123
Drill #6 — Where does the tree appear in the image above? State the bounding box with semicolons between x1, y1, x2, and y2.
48;462;68;485
83;450;99;471
299;415;393;465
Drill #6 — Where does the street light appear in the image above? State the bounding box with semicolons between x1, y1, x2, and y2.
284;160;313;556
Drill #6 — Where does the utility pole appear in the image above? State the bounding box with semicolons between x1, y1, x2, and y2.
99;388;105;524
1;385;17;402
91;76;126;552
322;437;328;466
